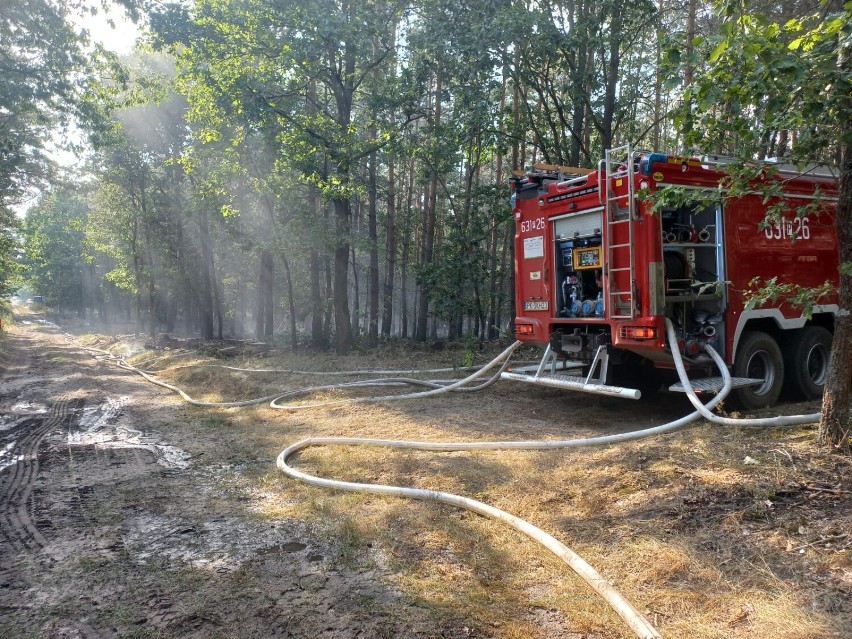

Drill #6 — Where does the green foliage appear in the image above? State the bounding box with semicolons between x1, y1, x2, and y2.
670;1;851;162
0;0;93;205
7;0;710;343
22;191;90;311
502;0;660;164
0;209;22;299
0;1;93;305
744;277;835;320
151;0;415;196
639;185;721;216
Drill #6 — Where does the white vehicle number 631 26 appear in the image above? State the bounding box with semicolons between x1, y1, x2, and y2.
520;217;545;233
764;216;809;241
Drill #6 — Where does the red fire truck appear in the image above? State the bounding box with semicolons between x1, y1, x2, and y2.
505;146;839;409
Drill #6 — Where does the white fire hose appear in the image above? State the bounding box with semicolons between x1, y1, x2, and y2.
664;319;821;427
274;341;740;639
106;341;521;408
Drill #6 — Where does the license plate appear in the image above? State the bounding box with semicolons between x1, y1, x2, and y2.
523;300;549;311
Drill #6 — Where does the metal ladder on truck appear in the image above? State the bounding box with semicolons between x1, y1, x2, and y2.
601;144;637;319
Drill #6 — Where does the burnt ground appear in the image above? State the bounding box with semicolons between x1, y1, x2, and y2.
0;310;849;639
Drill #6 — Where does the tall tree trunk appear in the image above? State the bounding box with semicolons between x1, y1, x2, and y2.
568;1;587;166
367;152;379;345
489;80;506;339
213;260;223;340
236;272;246;337
818;108;851;451
282;254;298;350
679;0;698;147
366;28;382;346
511;55;520;173
379;19;398;339
601;5;623;151
131;215;143;333
496;221;511;334
324;255;333;339
255;251;265;339
350;243;360;337
333;197;354;353
263;250;274;338
583;52;594;159
415;70;441;342
134;177;159;339
400;157;414;339
307;82;327;348
310;249;324;347
329;23;356;354
147;257;156;339
381;156;397;337
653;0;663;151
255;249;274;340
198;217;215;341
684;0;697;87
509;68;522;336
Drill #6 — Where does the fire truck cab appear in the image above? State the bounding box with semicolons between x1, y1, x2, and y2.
505;146;839;409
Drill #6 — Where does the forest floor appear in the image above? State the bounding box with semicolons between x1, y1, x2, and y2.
0;306;850;639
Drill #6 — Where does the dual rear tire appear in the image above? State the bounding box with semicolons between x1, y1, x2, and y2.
782;326;832;400
732;332;784;410
731;327;832;410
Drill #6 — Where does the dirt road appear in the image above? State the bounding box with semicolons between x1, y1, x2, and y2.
0;316;475;638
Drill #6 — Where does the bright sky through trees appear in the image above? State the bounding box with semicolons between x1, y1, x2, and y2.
39;4;139;175
73;3;139;55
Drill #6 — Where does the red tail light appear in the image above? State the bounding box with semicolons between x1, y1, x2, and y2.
515;324;535;336
619;326;657;341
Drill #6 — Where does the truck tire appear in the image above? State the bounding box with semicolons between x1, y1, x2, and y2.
732;331;784;410
782;326;832;400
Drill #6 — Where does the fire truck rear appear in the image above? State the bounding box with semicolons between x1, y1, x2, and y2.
505;146;839;408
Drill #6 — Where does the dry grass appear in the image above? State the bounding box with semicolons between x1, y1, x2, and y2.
110;338;851;638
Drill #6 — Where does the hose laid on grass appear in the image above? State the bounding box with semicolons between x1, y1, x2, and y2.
147;363;489;376
664;319;821;427
107;341;521;409
36;318;522;409
276;324;819;637
276;327;745;639
279;435;666;639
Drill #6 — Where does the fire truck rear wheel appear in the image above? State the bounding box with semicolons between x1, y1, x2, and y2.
782;326;832;400
732;331;784;410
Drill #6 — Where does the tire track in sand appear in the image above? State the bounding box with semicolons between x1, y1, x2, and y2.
0;395;85;561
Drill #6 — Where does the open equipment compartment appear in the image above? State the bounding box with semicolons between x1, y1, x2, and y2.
553;210;605;319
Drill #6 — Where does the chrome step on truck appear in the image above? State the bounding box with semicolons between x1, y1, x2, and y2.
501;344;642;400
501;344;764;400
668;377;762;394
